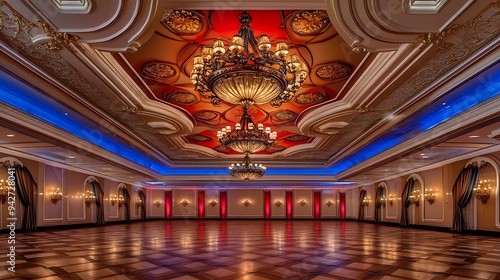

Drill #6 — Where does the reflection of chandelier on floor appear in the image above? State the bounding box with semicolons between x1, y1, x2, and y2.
217;105;277;154
229;154;266;181
190;10;308;108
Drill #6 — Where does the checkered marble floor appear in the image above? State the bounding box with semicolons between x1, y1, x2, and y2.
1;220;500;279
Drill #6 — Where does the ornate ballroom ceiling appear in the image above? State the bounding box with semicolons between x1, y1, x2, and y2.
0;0;498;188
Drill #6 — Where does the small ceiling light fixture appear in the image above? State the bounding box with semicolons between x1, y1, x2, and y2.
190;10;308;108
229;154;266;181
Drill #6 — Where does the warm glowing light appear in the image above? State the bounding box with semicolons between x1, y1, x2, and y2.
474;180;492;204
243;199;251;207
49;188;63;204
229;154;266;181
190;11;307;108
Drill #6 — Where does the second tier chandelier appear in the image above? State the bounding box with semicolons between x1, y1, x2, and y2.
217;105;277;154
229;154;266;181
190;10;308;108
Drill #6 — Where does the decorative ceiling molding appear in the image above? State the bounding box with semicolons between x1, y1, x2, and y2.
405;0;448;14
325;0;477;52
24;0;160;52
159;0;326;10
51;0;92;14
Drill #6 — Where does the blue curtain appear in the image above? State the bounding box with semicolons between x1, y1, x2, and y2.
138;189;146;220
451;164;479;231
121;186;131;222
90;181;105;225
374;186;384;223
14;165;38;230
358;189;367;220
400;178;414;226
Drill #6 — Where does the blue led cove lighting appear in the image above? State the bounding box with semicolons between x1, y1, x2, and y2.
0;70;171;175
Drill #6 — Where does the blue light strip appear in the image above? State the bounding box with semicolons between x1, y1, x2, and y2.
0;70;171;175
0;61;498;179
327;62;500;175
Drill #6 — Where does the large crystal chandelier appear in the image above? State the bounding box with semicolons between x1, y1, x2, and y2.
217;105;277;154
229;154;266;181
190;10;308;108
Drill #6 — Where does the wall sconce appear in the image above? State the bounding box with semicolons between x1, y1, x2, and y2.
379;196;386;207
84;190;96;207
362;197;369;206
474;180;492;204
0;179;7;204
49;188;63;204
243;199;251;207
110;194;120;206
424;189;436;205
275;199;282;207
209;199;218;207
325;199;333;207
154;200;162;208
299;199;307;206
409;190;420;206
136;198;143;208
180;199;189;207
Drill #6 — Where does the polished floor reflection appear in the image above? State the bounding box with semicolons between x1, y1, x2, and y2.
1;220;500;279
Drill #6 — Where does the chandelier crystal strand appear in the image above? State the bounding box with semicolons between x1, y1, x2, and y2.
190;10;308;107
228;154;266;181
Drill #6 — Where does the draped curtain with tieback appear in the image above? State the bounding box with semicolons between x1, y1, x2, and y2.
138;189;146;220
14;165;38;230
90;181;105;225
451;163;479;232
400;178;414;226
121;186;131;222
358;189;367;220
374;187;384;223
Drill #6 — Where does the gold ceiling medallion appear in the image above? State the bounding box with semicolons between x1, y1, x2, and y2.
291;10;331;35
284;135;309;141
316;62;352;81
187;134;212;142
164;91;198;105
191;10;308;108
193;110;220;121
271;110;297;122
161;10;203;34
294;92;326;105
142;61;176;79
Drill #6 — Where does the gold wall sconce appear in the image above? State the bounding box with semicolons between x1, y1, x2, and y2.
154;200;162;208
409;190;420;206
180;199;189;206
424;189;436;205
136;198;143;208
0;179;7;204
362;197;369;206
209;199;218;207
387;195;394;207
243;199;251;207
110;194;124;207
49;188;63;204
474;180;492;204
325;199;333;207
274;199;282;207
299;199;307;206
84;190;96;207
380;196;386;207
